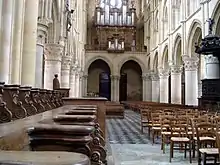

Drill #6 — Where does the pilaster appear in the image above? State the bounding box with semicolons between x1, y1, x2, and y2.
170;65;182;104
44;43;64;89
158;68;170;103
35;19;49;88
61;56;72;88
183;55;199;105
151;73;160;102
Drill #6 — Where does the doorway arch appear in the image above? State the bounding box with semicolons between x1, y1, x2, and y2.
120;60;142;101
87;59;111;100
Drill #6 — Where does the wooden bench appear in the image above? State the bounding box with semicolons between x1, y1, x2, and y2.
106;101;124;118
62;97;107;139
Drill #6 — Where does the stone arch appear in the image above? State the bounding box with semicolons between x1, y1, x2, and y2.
119;60;143;101
211;1;220;35
161;45;169;68
173;34;182;65
87;59;112;100
187;20;202;57
85;56;113;75
153;51;159;71
117;56;145;75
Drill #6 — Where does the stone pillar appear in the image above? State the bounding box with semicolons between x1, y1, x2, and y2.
145;73;152;101
75;71;80;97
183;55;199;105
159;68;170;103
82;75;88;96
44;43;63;89
11;0;25;84
114;75;120;102
35;20;48;88
21;0;39;86
205;55;220;79
69;67;76;97
79;73;83;97
0;0;14;83
142;75;147;101
151;73;160;102
170;65;182;104
110;75;115;101
61;56;71;88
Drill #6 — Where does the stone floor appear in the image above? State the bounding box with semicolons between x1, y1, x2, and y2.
106;110;197;165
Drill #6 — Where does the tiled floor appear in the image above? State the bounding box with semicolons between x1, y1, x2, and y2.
106;110;197;165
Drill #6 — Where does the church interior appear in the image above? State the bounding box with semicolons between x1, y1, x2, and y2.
1;0;220;164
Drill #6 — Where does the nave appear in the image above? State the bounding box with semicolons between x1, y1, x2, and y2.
106;110;196;165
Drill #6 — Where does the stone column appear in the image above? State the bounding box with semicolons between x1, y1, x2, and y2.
0;0;14;83
145;72;152;101
151;73;160;102
205;55;220;79
142;75;147;101
75;71;80;97
170;65;182;104
114;75;120;102
11;0;25;84
79;73;83;97
35;19;48;88
21;0;39;86
82;75;88;96
44;43;63;89
61;56;71;88
183;55;199;105
110;75;115;101
159;68;170;103
69;66;76;97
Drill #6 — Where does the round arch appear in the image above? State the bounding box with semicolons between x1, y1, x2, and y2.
211;1;220;35
117;56;145;75
85;56;113;75
187;20;202;57
153;52;159;71
173;35;182;65
87;59;111;100
119;60;143;101
161;45;169;68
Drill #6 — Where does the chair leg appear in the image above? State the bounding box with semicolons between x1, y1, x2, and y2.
189;142;192;163
170;141;173;162
192;140;195;158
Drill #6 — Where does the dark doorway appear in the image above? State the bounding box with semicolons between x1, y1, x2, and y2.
87;59;111;100
119;73;127;101
99;72;111;100
120;60;142;101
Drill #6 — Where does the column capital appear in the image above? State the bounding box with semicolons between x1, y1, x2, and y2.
170;65;183;74
37;19;49;45
61;56;72;70
182;55;199;71
111;75;120;80
151;73;159;81
44;43;64;61
158;67;170;78
205;55;219;64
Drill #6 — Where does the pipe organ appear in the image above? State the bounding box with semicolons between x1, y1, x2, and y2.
89;0;136;52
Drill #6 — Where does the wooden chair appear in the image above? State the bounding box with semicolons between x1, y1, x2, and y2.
196;122;218;165
169;116;192;163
